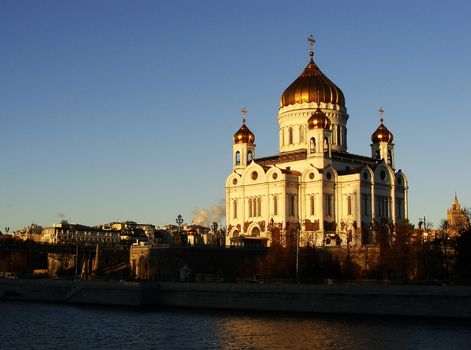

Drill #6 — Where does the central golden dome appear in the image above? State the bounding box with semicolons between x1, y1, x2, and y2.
280;55;345;108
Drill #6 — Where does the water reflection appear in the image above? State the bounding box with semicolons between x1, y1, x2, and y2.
1;302;470;350
215;314;471;350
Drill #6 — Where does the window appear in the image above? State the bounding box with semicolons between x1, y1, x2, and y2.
235;151;240;165
253;198;257;217
376;195;389;218
273;196;278;216
337;126;341;146
289;195;296;216
363;193;370;215
310;138;316;153
248;199;252;218
387;150;392;165
299;125;305;143
396;198;403;220
287;194;295;217
248;151;253;163
288;127;293;145
375;150;380;160
347;195;352;215
257;197;262;217
233;200;237;219
310;195;315;216
325;194;333;217
324;137;329;152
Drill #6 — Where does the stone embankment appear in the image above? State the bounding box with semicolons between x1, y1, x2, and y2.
1;279;470;318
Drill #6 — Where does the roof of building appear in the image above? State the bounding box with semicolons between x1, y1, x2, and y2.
255;149;377;169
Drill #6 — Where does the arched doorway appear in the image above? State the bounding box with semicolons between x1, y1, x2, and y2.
137;255;148;279
251;227;260;237
271;228;281;246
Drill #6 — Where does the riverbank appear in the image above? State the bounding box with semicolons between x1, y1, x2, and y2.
1;279;470;318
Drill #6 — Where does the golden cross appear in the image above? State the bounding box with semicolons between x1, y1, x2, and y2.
308;34;315;57
379;107;384;123
241;107;248;124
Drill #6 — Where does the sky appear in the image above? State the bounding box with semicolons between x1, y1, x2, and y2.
1;0;470;231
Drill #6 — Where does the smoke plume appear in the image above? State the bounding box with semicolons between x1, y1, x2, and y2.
192;199;225;227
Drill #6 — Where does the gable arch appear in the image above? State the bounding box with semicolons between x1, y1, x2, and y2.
374;163;394;185
301;165;321;182
241;162;267;186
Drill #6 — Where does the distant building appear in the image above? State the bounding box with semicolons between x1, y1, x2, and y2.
447;194;469;237
12;224;43;241
41;221;120;246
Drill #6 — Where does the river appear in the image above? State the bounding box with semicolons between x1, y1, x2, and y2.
1;301;470;349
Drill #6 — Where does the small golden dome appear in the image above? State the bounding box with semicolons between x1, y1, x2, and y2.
233;123;255;144
371;121;393;143
308;107;331;129
280;57;345;108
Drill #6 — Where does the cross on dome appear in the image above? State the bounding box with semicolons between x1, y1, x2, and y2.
379;106;385;123
241;107;248;124
308;34;315;57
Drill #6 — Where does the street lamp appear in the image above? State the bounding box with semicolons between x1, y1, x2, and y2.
212;221;218;246
176;214;184;244
296;222;303;283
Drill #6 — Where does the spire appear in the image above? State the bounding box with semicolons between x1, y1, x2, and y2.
241;107;247;125
308;34;315;58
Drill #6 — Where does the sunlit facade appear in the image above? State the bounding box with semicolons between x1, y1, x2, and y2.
225;38;408;247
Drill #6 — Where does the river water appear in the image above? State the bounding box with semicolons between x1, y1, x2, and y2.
1;301;470;349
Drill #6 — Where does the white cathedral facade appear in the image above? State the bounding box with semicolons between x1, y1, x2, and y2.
225;37;409;248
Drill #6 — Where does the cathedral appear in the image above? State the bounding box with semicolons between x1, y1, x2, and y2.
225;36;408;248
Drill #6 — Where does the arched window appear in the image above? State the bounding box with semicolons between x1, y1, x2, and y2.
257;197;262;217
325;194;333;217
289;195;295;216
299;125;305;143
235;151;241;165
248;151;253;163
253;198;257;217
375;150;380;160
233;200;237;219
288;127;293;145
324;137;329;152
387;150;392;165
248;199;252;218
273;196;278;216
310;195;315;215
347;195;352;215
310;138;316;153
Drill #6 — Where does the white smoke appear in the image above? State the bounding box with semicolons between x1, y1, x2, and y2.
192;199;225;227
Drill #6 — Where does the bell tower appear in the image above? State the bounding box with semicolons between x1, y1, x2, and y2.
371;107;395;168
306;102;332;169
233;107;256;170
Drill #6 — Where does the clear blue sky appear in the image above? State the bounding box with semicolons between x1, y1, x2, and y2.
1;0;470;231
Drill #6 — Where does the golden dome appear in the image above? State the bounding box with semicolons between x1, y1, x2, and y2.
280;56;345;108
308;107;331;129
371;121;393;143
233;123;255;144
